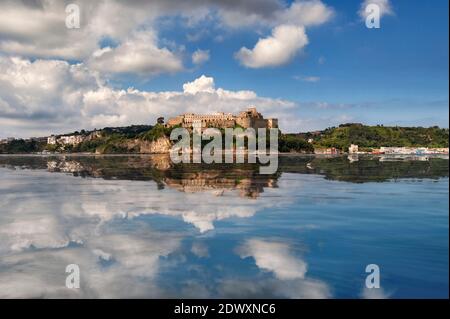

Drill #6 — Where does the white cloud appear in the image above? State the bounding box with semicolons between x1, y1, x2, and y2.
0;0;153;60
1;56;364;137
89;30;183;76
218;0;333;29
0;0;333;66
235;24;308;68
276;0;334;27
228;1;333;69
0;56;99;128
0;57;295;138
359;0;394;19
192;49;210;65
238;239;307;280
183;74;215;94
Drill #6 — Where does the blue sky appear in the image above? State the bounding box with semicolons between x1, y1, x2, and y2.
139;0;450;128
0;0;448;138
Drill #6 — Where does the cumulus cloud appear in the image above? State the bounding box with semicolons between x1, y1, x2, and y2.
359;0;394;19
218;0;333;28
0;1;186;73
0;56;100;134
0;57;295;137
192;49;210;65
276;0;334;27
0;1;336;137
232;1;333;68
0;0;153;60
89;30;183;76
0;0;332;65
183;74;215;94
235;24;308;68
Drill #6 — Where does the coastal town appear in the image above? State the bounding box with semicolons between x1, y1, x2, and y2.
1;107;449;156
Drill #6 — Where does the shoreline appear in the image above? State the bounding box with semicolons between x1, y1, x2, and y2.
0;152;448;159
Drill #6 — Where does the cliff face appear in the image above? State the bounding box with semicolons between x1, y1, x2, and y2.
93;136;172;154
138;136;172;154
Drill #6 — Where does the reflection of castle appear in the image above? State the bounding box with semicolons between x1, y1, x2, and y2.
166;107;278;129
43;155;278;199
163;174;277;199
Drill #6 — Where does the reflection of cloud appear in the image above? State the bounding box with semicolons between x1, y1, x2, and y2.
0;165;290;239
218;277;330;299
237;239;306;280
0;163;317;298
0;166;299;298
191;242;209;258
0;216;71;253
235;239;330;298
361;287;392;299
0;229;181;298
180;207;257;233
0;160;303;236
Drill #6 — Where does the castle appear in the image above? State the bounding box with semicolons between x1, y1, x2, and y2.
165;107;278;129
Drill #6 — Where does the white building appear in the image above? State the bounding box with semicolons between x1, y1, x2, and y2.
47;135;57;145
348;144;359;154
47;134;84;146
380;147;449;155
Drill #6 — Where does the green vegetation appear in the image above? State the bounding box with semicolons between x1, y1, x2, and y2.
102;125;153;138
279;134;314;153
139;124;173;141
204;127;313;153
60;125;154;154
71;134;136;154
0;139;46;153
309;124;449;151
2;123;448;154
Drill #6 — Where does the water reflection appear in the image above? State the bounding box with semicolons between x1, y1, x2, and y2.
233;239;330;298
0;155;448;298
0;166;309;297
0;153;448;187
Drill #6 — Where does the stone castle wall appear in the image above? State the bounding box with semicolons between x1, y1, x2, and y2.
166;107;278;130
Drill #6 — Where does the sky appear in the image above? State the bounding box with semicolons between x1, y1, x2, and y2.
0;0;448;138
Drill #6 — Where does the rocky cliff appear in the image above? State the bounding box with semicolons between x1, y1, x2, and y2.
93;136;172;154
138;136;172;154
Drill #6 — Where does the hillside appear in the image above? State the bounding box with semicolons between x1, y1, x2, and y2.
1;123;448;154
302;124;449;151
56;125;159;154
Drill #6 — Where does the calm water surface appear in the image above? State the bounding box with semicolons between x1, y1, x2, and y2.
0;155;448;298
